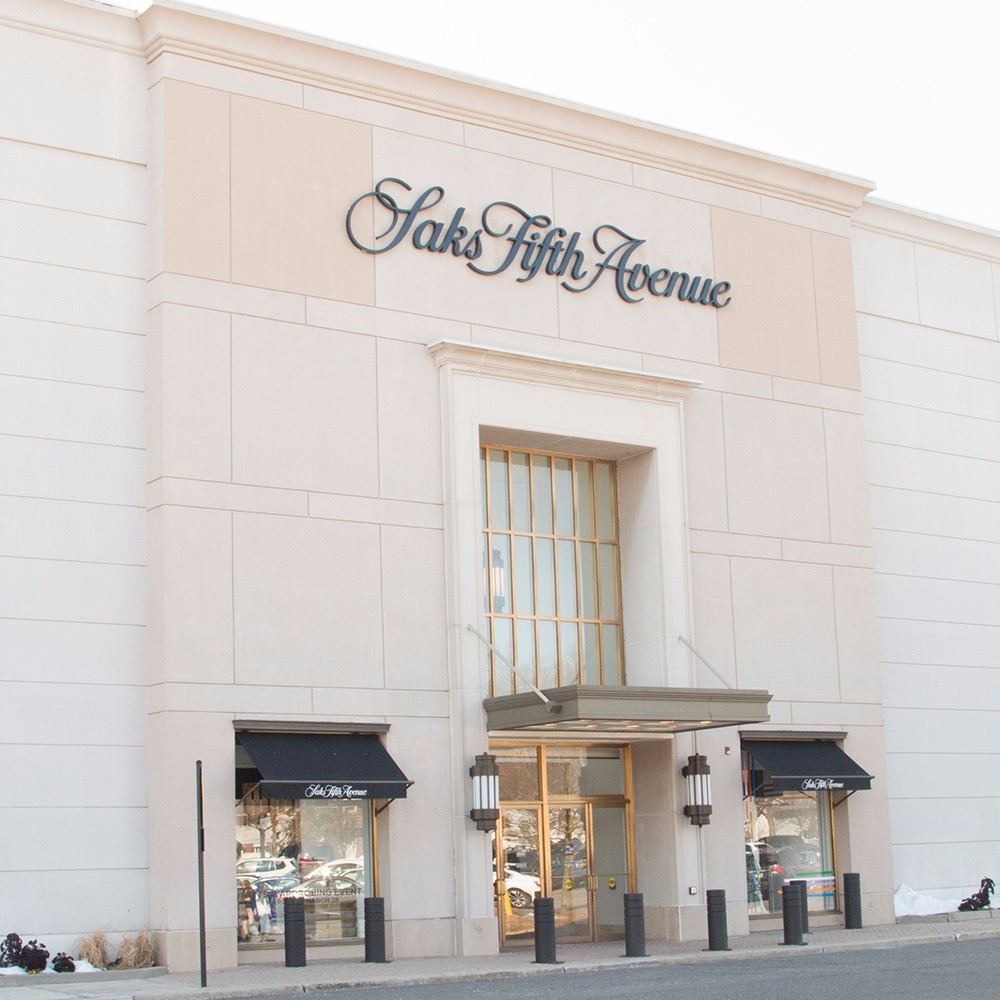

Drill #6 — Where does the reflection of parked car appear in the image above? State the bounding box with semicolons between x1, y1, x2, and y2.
499;867;541;909
301;858;365;884
757;835;821;872
237;856;297;878
254;874;301;895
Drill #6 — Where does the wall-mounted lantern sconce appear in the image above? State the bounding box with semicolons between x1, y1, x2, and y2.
469;752;500;832
682;754;712;826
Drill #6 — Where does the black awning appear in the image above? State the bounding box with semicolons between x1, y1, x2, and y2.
744;740;873;793
237;731;412;800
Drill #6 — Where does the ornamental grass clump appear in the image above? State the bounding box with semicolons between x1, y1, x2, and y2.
114;929;154;970
77;930;110;970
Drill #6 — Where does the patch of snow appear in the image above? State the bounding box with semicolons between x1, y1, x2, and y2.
0;958;100;976
894;883;964;916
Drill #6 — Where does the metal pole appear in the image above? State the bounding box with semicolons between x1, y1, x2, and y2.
623;893;647;957
844;872;863;929
364;897;387;963
533;897;558;964
706;889;731;951
790;879;810;934
195;761;207;988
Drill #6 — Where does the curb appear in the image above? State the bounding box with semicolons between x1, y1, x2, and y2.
0;968;167;990
140;929;1000;1000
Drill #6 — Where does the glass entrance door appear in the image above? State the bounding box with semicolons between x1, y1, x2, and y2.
548;804;589;941
496;806;542;946
548;803;629;942
591;804;628;940
495;745;633;946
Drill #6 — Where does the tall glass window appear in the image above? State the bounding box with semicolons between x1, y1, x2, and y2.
481;447;624;695
742;752;836;915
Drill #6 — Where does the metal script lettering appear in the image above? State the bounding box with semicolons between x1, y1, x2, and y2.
801;778;846;791
304;783;368;799
346;178;733;308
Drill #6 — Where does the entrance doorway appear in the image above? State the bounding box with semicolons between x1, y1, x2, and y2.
493;745;634;946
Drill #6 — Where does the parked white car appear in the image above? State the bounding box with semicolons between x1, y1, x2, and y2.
498;866;541;909
300;858;365;884
237;856;297;878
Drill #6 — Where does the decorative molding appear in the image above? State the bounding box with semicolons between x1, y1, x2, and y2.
854;199;1000;262
139;2;873;218
427;339;701;404
1;0;143;57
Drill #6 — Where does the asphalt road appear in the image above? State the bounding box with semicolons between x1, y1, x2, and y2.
265;937;1000;1000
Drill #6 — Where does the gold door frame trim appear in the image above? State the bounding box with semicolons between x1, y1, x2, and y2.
492;742;637;946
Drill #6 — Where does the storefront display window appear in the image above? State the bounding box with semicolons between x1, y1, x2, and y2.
235;784;372;947
743;751;836;915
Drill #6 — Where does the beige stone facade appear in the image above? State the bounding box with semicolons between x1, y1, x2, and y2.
2;0;997;974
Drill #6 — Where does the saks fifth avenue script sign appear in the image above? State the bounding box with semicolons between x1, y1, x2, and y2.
304;783;369;799
346;177;733;308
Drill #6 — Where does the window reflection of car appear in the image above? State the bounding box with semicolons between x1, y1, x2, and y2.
492;863;541;909
301;858;365;886
757;835;821;872
236;856;297;878
254;874;301;896
501;867;542;909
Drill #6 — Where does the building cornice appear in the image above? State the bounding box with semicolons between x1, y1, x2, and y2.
138;1;874;218
0;0;142;56
854;199;1000;263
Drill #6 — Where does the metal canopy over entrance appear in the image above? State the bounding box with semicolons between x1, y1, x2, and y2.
484;684;771;737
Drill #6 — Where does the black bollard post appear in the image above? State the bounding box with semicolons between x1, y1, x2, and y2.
781;881;805;946
790;879;810;935
844;872;863;929
283;896;306;967
533;896;558;964
624;893;647;957
364;897;387;963
706;889;731;952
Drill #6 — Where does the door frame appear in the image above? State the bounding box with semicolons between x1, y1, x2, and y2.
493;743;636;946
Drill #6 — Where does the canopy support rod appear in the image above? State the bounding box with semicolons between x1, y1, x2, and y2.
675;634;733;690
467;625;561;713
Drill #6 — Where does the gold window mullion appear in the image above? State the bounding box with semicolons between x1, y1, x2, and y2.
549;457;563;687
482;447;623;697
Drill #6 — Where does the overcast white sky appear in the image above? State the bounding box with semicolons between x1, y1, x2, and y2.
134;0;1000;232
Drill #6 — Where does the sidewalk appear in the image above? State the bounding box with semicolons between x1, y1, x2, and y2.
4;917;1000;1000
